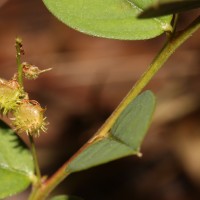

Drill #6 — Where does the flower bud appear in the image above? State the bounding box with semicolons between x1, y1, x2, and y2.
12;100;48;137
22;62;52;80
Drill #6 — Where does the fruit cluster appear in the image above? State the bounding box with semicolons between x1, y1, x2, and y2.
0;69;49;137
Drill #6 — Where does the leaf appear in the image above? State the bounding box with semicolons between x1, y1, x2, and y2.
67;91;156;173
51;195;84;200
0;120;34;199
139;0;200;18
43;0;172;40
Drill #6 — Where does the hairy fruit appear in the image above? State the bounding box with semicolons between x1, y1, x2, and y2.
0;79;23;115
12;100;48;137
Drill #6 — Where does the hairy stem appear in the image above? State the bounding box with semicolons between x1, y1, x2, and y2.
29;15;200;200
15;37;24;87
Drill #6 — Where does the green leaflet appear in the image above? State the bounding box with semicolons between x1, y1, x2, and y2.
0;121;34;199
66;91;156;173
43;0;172;40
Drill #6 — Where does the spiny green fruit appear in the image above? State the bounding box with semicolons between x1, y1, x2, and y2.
0;79;23;115
12;100;48;137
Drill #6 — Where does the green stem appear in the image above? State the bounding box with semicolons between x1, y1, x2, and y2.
91;15;200;142
15;38;42;191
29;15;200;200
15;38;23;87
172;14;179;35
29;135;42;182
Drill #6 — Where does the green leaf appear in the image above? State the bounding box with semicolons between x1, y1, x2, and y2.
139;0;200;18
51;195;84;200
0;121;34;199
67;91;156;173
43;0;172;40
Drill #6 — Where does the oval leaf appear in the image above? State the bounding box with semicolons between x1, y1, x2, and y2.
0;121;34;199
43;0;172;40
139;0;200;18
51;195;84;200
67;91;156;173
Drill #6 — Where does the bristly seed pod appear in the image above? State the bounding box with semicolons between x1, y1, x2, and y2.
0;79;24;115
11;100;48;137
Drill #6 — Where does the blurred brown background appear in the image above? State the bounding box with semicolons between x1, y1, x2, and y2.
0;1;200;200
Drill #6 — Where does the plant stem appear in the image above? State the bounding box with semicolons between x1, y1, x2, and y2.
15;37;24;87
172;14;179;36
15;38;42;188
29;135;42;182
91;15;200;142
29;15;200;200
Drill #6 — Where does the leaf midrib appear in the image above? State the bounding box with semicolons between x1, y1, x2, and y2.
126;0;168;28
0;164;32;178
